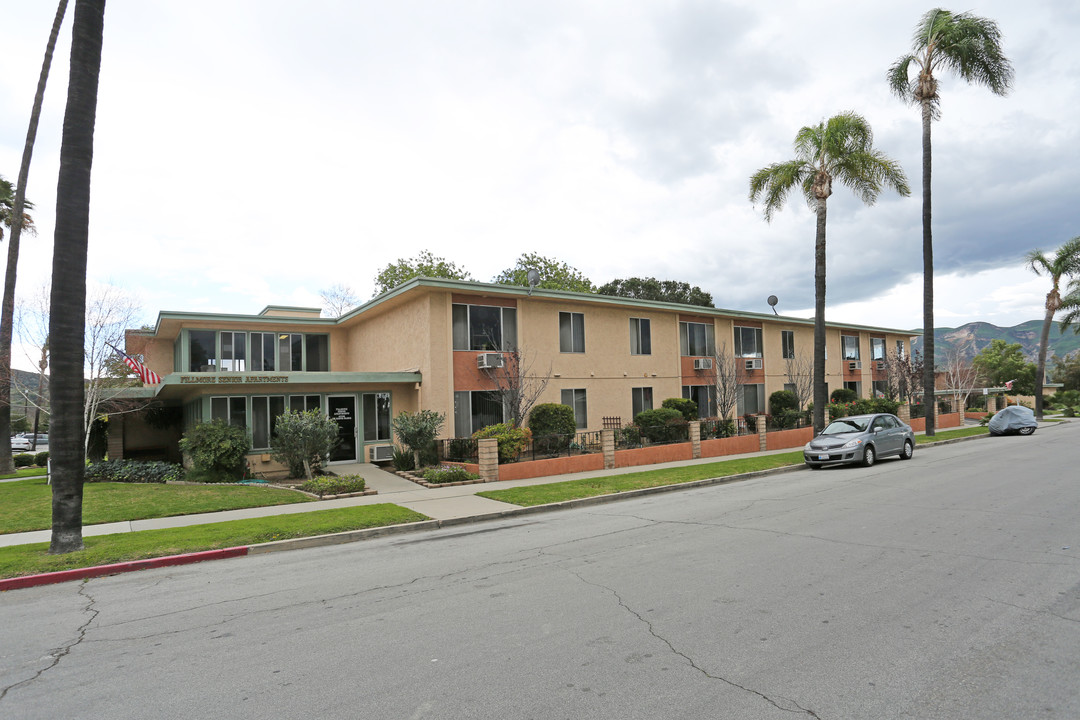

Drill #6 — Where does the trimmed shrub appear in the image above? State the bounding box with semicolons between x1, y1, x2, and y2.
828;397;903;420
392;446;415;471
34;451;49;467
85;459;185;484
393;410;446;470
298;474;366;497
270;410;340;479
769;390;799;416
830;387;857;404
528;403;577;454
473;423;531;463
634;407;688;444
13;453;35;468
422;465;480;484
178;419;251;483
662;397;698;421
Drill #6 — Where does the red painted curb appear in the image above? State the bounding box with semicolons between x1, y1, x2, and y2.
0;546;250;592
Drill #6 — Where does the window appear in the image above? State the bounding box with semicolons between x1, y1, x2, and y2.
734;326;763;358
736;384;765;416
872;380;887;398
679;321;715;357
250;332;276;371
211;396;246;427
682;385;717;418
844;380;862;397
189;330;216;372
842;335;860;360
560;312;586;353
278;333;303;371
629;318;651;355
220;331;246;371
561;388;588;429
453;304;517;351
251;395;285;449
871;338;885;361
363;392;392;442
454;390;506;436
289;395;321;413
896;339;906;360
631;387;653;418
781;330;795;360
305;335;329;372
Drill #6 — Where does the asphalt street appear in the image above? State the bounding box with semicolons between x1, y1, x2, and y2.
2;424;1078;719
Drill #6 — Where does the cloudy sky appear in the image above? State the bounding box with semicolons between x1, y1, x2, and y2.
2;1;1078;371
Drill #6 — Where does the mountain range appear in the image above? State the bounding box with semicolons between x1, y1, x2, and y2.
910;320;1080;365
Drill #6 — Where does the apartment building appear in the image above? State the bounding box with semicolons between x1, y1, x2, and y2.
121;278;913;467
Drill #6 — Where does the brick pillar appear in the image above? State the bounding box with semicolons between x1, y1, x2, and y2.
933;395;941;424
986;396;998;414
107;414;124;460
756;414;767;451
898;403;910;423
477;437;499;482
690;421;701;459
601;428;616;469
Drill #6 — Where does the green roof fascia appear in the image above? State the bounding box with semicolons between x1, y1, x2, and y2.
156;370;422;387
344;276;918;337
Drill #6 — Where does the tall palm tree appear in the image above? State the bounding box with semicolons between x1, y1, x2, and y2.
0;1;68;476
888;8;1013;435
750;112;910;432
49;0;105;555
1026;236;1080;419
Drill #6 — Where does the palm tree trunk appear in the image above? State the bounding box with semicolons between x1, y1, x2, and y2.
49;0;105;555
921;98;936;436
812;198;828;432
0;0;69;475
1035;306;1053;419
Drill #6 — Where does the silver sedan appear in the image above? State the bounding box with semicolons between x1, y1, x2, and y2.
804;412;915;469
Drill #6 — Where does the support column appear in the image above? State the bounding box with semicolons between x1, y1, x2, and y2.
986;395;998;414
756;414;767;452
690;421;701;459
601;428;615;469
107;414;124;460
477;437;499;482
898;403;911;423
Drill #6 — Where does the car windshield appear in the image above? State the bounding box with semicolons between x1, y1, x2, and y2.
821;418;869;434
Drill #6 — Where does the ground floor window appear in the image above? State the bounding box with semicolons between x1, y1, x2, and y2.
736;384;765;416
211;396;246;427
682;385;717;418
631;386;653;419
251;396;286;449
363;392;392;441
454;390;505;437
290;395;321;413
872;380;887;398
561;388;588;429
844;380;862;397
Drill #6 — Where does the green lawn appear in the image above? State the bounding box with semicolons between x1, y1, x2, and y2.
0;467;48;480
477;451;805;507
0;504;429;579
0;478;316;535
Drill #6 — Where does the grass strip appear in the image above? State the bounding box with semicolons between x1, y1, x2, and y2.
477;451;805;507
0;479;315;535
916;426;989;443
0;504;429;579
0;468;48;480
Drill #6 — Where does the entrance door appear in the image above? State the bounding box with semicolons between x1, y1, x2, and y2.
327;395;357;462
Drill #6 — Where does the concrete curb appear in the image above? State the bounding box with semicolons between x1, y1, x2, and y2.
1;428;1034;591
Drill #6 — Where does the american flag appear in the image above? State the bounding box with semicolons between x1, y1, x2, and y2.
109;343;163;385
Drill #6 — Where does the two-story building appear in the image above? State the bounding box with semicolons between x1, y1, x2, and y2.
119;278;914;470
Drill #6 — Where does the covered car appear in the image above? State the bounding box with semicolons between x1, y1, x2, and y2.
988;405;1037;436
804;413;916;469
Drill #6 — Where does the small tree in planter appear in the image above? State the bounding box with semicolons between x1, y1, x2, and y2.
392;410;445;470
271;410;340;480
178;419;251;483
527;403;577;455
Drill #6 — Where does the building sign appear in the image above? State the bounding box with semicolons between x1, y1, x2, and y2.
179;375;289;385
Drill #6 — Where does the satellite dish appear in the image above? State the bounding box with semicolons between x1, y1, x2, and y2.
767;295;779;316
526;268;541;296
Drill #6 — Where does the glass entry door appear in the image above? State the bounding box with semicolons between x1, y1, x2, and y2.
327;395;357;462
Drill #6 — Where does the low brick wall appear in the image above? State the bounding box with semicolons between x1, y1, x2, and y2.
614;442;694;468
908;412;962;432
766;427;814;451
699;434;760;458
498;453;605;481
965;411;990;421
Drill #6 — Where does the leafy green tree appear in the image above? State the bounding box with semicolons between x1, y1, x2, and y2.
271;410;340;480
1050;352;1080;391
1026;236;1080;418
392;409;445;470
972;339;1036;395
597;277;713;307
749;112;910;432
493;252;594;293
49;0;104;555
889;8;1014;435
373;250;473;296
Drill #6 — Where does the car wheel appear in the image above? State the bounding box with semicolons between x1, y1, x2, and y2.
862;445;875;467
1018;426;1036;435
900;439;914;460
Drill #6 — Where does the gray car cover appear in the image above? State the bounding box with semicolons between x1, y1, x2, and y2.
988;405;1036;434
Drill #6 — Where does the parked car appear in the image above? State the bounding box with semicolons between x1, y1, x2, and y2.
11;436;31;452
988;405;1037;436
804;412;915;469
29;433;48;446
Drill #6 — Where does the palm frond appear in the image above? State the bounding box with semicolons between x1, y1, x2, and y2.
749;160;810;223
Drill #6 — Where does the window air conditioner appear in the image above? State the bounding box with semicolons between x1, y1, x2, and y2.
745;358;762;370
876;361;885;371
477;352;505;370
849;361;862;371
370;445;394;462
693;358;713;370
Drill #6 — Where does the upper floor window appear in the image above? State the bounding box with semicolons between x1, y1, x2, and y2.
734;326;762;358
842;334;860;360
896;339;906;360
453;304;517;351
781;330;795;359
629;318;651;355
680;321;715;357
560;312;585;353
870;338;885;361
187;330;329;373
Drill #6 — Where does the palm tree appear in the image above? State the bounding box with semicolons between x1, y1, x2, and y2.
1027;237;1080;419
750;112;910;432
888;8;1013;435
0;0;68;476
49;0;105;555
